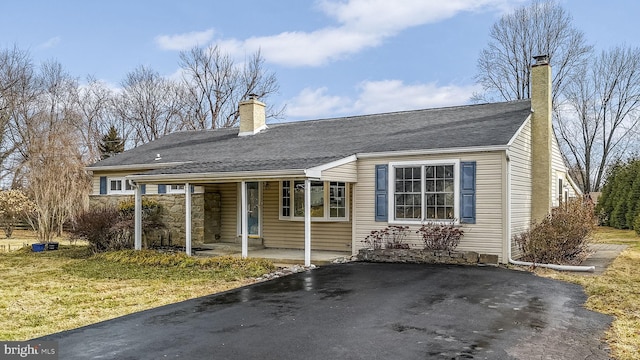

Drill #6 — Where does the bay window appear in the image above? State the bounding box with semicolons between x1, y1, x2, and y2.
280;180;348;221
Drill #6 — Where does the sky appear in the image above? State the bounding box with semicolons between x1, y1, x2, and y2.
1;0;639;122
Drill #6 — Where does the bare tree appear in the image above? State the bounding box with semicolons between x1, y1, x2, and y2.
474;0;592;105
14;60;90;241
116;65;185;145
556;46;640;192
0;46;35;184
179;46;283;130
75;76;117;163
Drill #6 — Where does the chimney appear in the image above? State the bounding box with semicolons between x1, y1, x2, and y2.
530;55;553;222
238;94;267;136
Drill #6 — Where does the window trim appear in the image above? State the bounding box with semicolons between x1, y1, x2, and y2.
167;184;186;194
107;177;134;195
279;180;350;222
388;159;460;224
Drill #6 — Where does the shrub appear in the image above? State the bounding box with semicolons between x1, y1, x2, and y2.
69;206;125;253
70;199;166;253
514;199;595;265
362;225;410;249
416;222;464;251
0;190;35;238
635;214;640;236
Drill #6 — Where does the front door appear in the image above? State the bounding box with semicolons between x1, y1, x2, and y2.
246;182;260;237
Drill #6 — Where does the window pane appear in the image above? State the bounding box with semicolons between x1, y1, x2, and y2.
282;181;291;217
425;166;434;178
425;179;435;192
294;181;305;217
110;180;121;191
394;167;421;220
329;182;346;218
444;165;453;178
424;163;456;221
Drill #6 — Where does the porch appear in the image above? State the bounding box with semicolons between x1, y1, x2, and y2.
193;243;352;265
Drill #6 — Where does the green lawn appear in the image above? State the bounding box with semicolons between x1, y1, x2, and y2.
0;245;274;340
536;227;640;360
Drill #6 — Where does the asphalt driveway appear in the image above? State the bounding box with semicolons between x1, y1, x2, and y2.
40;263;612;359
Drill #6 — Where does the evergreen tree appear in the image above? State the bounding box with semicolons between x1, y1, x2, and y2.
98;125;125;160
597;158;640;230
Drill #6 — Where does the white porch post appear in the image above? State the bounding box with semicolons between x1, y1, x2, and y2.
134;183;142;250
304;179;311;266
185;182;192;256
241;181;248;258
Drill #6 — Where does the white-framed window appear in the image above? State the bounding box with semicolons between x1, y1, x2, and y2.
168;184;185;194
108;177;134;195
389;160;460;223
279;180;349;221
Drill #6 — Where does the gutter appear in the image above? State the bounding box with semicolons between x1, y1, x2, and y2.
505;149;595;272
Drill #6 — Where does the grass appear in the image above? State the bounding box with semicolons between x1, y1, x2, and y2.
0;243;275;340
534;227;640;360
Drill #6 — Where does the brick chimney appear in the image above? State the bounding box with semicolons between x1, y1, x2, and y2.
238;94;266;136
530;55;552;222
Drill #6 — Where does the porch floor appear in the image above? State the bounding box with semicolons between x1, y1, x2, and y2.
194;243;352;265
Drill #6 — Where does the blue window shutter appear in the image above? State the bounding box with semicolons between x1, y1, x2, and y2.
460;161;476;224
375;165;388;221
140;184;146;195
158;184;166;194
99;176;107;194
190;185;195;193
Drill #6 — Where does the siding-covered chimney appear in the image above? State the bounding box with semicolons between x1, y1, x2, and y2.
530;55;552;222
238;94;266;136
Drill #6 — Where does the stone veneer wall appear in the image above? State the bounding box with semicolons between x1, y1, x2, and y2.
357;248;499;265
89;194;211;246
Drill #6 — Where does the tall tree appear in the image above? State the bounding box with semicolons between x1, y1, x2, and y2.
179;46;283;130
15;60;90;241
474;0;592;105
557;46;640;192
98;125;125;160
116;65;185;146
0;46;34;184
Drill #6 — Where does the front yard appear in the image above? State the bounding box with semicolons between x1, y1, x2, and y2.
1;228;638;359
0;237;274;340
536;227;640;360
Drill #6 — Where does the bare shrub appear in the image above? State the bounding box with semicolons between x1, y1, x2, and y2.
362;225;410;250
416;222;464;251
514;199;596;265
69;206;123;253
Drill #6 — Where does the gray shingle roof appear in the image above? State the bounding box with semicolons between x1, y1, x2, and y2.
89;100;531;175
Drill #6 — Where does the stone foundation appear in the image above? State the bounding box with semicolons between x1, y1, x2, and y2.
89;193;221;246
357;248;499;265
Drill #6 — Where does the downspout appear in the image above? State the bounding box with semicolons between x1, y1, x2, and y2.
505;150;595;272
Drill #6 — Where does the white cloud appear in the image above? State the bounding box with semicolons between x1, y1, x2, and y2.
39;36;61;49
216;0;517;67
286;80;480;119
155;29;215;51
286;87;352;118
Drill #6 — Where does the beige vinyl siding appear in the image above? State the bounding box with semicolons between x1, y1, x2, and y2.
262;181;352;251
551;134;567;207
205;183;239;243
321;161;358;182
509;119;532;259
354;152;506;262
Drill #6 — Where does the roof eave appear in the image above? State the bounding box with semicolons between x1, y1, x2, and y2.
356;145;509;159
86;161;190;172
127;169;314;183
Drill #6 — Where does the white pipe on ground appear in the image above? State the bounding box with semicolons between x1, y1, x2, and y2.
505;150;595;272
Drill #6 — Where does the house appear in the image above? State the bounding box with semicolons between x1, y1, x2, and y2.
87;55;580;266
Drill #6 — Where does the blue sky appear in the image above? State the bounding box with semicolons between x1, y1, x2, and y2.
1;0;638;121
